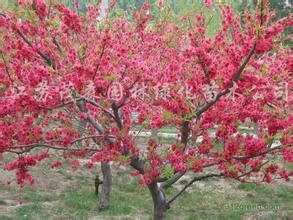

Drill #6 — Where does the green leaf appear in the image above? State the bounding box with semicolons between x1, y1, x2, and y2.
163;166;174;180
104;73;117;81
162;111;173;122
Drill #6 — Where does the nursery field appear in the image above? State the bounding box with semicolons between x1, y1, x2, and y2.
0;154;292;220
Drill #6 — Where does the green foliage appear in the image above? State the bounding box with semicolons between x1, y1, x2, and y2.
16;203;49;220
163;165;174;179
0;0;18;11
162;110;173;122
238;0;292;45
117;0;150;11
67;0;107;14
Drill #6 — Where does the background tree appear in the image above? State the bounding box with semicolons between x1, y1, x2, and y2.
238;0;292;44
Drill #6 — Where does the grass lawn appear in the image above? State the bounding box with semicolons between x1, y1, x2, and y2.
0;156;292;220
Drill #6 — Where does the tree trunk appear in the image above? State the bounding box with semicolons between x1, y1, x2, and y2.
94;175;103;196
76;100;113;211
97;162;112;211
148;182;168;220
154;201;167;220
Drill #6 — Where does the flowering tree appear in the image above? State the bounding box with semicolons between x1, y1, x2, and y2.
0;0;292;219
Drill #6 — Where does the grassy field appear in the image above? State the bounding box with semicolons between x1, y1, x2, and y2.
0;155;292;220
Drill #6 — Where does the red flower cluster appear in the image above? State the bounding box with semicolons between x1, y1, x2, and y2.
0;0;291;188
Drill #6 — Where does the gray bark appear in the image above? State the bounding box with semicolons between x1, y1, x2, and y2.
76;100;112;211
95;175;103;196
148;182;168;220
97;162;112;211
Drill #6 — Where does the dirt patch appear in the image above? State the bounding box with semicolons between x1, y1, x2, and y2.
242;210;292;220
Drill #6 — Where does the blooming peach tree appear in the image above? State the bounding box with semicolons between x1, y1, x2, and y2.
0;0;292;219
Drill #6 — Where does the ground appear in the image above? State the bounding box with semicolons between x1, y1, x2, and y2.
0;153;292;220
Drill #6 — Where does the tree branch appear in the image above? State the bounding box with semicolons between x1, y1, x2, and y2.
236;160;269;180
93;43;106;79
0;51;14;85
17;29;56;69
158;161;221;184
76;101;116;145
7;145;99;155
80;96;115;119
167;173;224;206
196;43;256;116
53;37;63;54
160;172;186;189
197;56;211;85
10;134;112;151
38;99;79;110
160;120;190;188
232;43;256;82
232;145;281;160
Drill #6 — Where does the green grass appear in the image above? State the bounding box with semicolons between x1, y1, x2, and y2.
22;192;54;203
283;162;293;172
56;169;73;180
1;166;292;219
0;152;292;220
60;191;97;214
15;203;49;220
0;142;291;220
0;216;13;220
165;182;292;219
132;125;178;133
